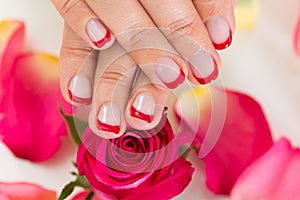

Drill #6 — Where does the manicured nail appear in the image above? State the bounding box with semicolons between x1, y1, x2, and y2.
156;57;185;89
130;93;155;123
86;19;115;50
189;51;219;84
68;75;92;105
97;103;120;134
205;16;232;50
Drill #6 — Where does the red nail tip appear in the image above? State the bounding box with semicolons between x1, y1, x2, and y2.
130;106;154;123
92;31;112;48
163;69;186;89
68;89;91;105
97;120;120;134
213;30;232;50
195;66;219;85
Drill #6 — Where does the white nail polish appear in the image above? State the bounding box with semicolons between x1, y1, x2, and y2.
86;19;115;50
189;51;218;84
156;57;185;89
131;93;155;123
68;75;92;104
98;103;120;126
205;16;232;49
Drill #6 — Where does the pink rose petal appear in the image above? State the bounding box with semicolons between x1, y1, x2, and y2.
0;20;25;102
0;182;56;200
174;87;273;194
72;190;102;200
294;14;300;57
231;138;300;200
0;52;71;161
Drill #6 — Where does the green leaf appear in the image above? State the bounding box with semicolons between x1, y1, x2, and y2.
59;170;91;200
75;175;91;189
85;191;94;200
58;182;75;200
59;107;88;146
179;145;198;159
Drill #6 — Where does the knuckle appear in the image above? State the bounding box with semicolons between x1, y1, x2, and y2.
166;15;198;35
119;25;155;51
100;62;133;85
61;44;93;61
59;0;82;16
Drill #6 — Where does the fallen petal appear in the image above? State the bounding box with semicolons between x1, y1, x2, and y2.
174;86;273;194
0;20;25;101
231;138;300;200
0;52;71;161
294;14;300;57
0;182;56;200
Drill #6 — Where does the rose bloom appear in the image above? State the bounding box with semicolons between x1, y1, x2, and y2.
77;117;194;200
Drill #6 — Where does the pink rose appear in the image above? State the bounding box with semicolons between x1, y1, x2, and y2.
77;117;194;200
231;138;300;200
174;86;273;194
0;20;71;162
0;182;56;200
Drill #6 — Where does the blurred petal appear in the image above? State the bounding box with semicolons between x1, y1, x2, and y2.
294;14;300;57
231;138;300;200
174;86;273;194
0;20;25;101
72;190;102;200
0;182;56;200
0;52;71;162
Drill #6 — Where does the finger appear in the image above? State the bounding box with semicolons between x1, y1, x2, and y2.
89;42;138;139
140;0;220;84
85;0;190;89
60;24;97;105
193;0;235;50
126;70;169;130
51;0;115;50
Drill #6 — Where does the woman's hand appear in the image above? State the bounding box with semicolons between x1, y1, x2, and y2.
52;0;236;138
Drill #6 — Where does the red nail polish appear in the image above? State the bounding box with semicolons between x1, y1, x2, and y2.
97;119;120;134
130;106;154;123
212;30;232;50
92;31;112;48
68;89;92;105
194;66;219;85
163;68;185;89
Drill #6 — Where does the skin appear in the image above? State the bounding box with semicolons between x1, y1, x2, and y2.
52;0;237;138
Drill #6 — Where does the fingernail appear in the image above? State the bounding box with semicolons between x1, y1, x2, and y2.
189;51;219;84
156;57;185;89
130;93;155;123
86;19;115;50
205;16;232;50
97;103;121;134
68;75;92;105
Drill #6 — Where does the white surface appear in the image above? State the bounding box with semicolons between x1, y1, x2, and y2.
0;0;299;199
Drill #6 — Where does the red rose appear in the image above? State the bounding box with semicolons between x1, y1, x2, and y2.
77;118;194;200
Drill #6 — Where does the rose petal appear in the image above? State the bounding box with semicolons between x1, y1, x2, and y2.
72;190;102;200
0;182;56;200
294;14;300;57
0;20;25;102
231;138;300;200
0;52;71;162
174;86;273;194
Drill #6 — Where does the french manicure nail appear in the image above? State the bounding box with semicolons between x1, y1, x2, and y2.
156;57;185;89
130;93;155;123
205;16;232;50
189;51;219;84
97;103;121;134
68;75;92;105
86;19;115;50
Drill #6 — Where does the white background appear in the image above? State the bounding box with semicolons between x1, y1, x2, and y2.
0;0;299;199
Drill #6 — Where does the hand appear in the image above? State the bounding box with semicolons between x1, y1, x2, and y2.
52;0;236;138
